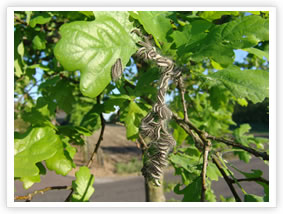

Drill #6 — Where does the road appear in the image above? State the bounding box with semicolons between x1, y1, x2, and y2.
14;157;268;202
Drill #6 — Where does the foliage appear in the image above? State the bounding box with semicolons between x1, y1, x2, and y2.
14;10;269;202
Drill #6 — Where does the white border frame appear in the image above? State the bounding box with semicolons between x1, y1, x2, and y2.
7;7;276;208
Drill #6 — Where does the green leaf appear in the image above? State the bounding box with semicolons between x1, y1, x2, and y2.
174;177;202;202
219;195;236;202
190;24;235;66
169;152;200;173
25;11;33;24
243;47;269;60
22;98;56;127
237;98;248;106
71;166;95;202
207;162;222;181
178;15;268;66
45;138;76;176
20;175;41;189
244;194;264;202
32;34;46;50
173;125;188;146
199;11;240;21
57;125;92;145
54;12;137;98
79;109;101;133
222;15;269;49
52;79;76;114
231;166;263;179
103;94;132;113
235;151;251;163
29;13;52;28
14;28;25;77
120;100;147;140
207;66;269;104
233;123;252;146
14;127;59;177
211;59;223;70
129;11;172;48
14;59;24;77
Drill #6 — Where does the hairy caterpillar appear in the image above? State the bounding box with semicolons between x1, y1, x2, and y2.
111;58;123;81
135;35;181;186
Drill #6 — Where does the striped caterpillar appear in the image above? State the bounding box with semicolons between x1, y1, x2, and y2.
135;34;181;186
111;58;123;81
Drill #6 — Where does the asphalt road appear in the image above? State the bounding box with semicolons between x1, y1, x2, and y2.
14;157;268;202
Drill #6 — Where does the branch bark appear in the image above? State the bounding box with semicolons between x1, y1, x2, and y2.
14;185;72;202
172;113;269;161
87;95;106;168
212;155;242;202
206;135;269;161
231;177;269;185
200;144;210;201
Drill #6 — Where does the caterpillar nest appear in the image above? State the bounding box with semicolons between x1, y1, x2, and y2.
136;39;180;186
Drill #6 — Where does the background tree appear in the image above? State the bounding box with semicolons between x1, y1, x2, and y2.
14;11;269;202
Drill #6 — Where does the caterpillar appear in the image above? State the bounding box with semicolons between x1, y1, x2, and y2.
135;35;181;186
111;58;123;81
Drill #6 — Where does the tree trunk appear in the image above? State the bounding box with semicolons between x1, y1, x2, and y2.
145;174;166;202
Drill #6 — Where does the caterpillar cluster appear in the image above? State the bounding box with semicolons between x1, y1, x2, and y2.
136;40;180;186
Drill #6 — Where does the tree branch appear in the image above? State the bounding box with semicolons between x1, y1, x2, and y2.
14;185;72;202
87;95;106;168
176;75;189;122
231;177;269;185
200;144;210;201
211;155;242;202
65;95;106;202
206;135;269;161
172;113;269;161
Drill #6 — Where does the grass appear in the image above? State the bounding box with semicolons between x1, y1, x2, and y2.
115;158;143;174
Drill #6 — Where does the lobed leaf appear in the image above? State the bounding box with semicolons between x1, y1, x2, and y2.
207;66;269;104
54;12;137;98
120;100;147;140
129;11;172;48
71;166;95;202
14;127;59;178
45;139;76;176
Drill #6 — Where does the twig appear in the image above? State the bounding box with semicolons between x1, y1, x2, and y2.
14;15;27;25
232;177;269;185
172;113;269;161
206;135;269;161
211;155;242;202
14;185;72;201
200;142;211;202
176;76;188;122
65;95;106;202
87;95;106;168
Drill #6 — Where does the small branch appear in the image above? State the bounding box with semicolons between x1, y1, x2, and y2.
200;143;210;202
231;177;269;185
65;95;106;202
14;185;71;202
14;15;27;25
206;135;269;161
176;76;188;122
172;113;269;161
212;155;242;202
87;96;106;168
